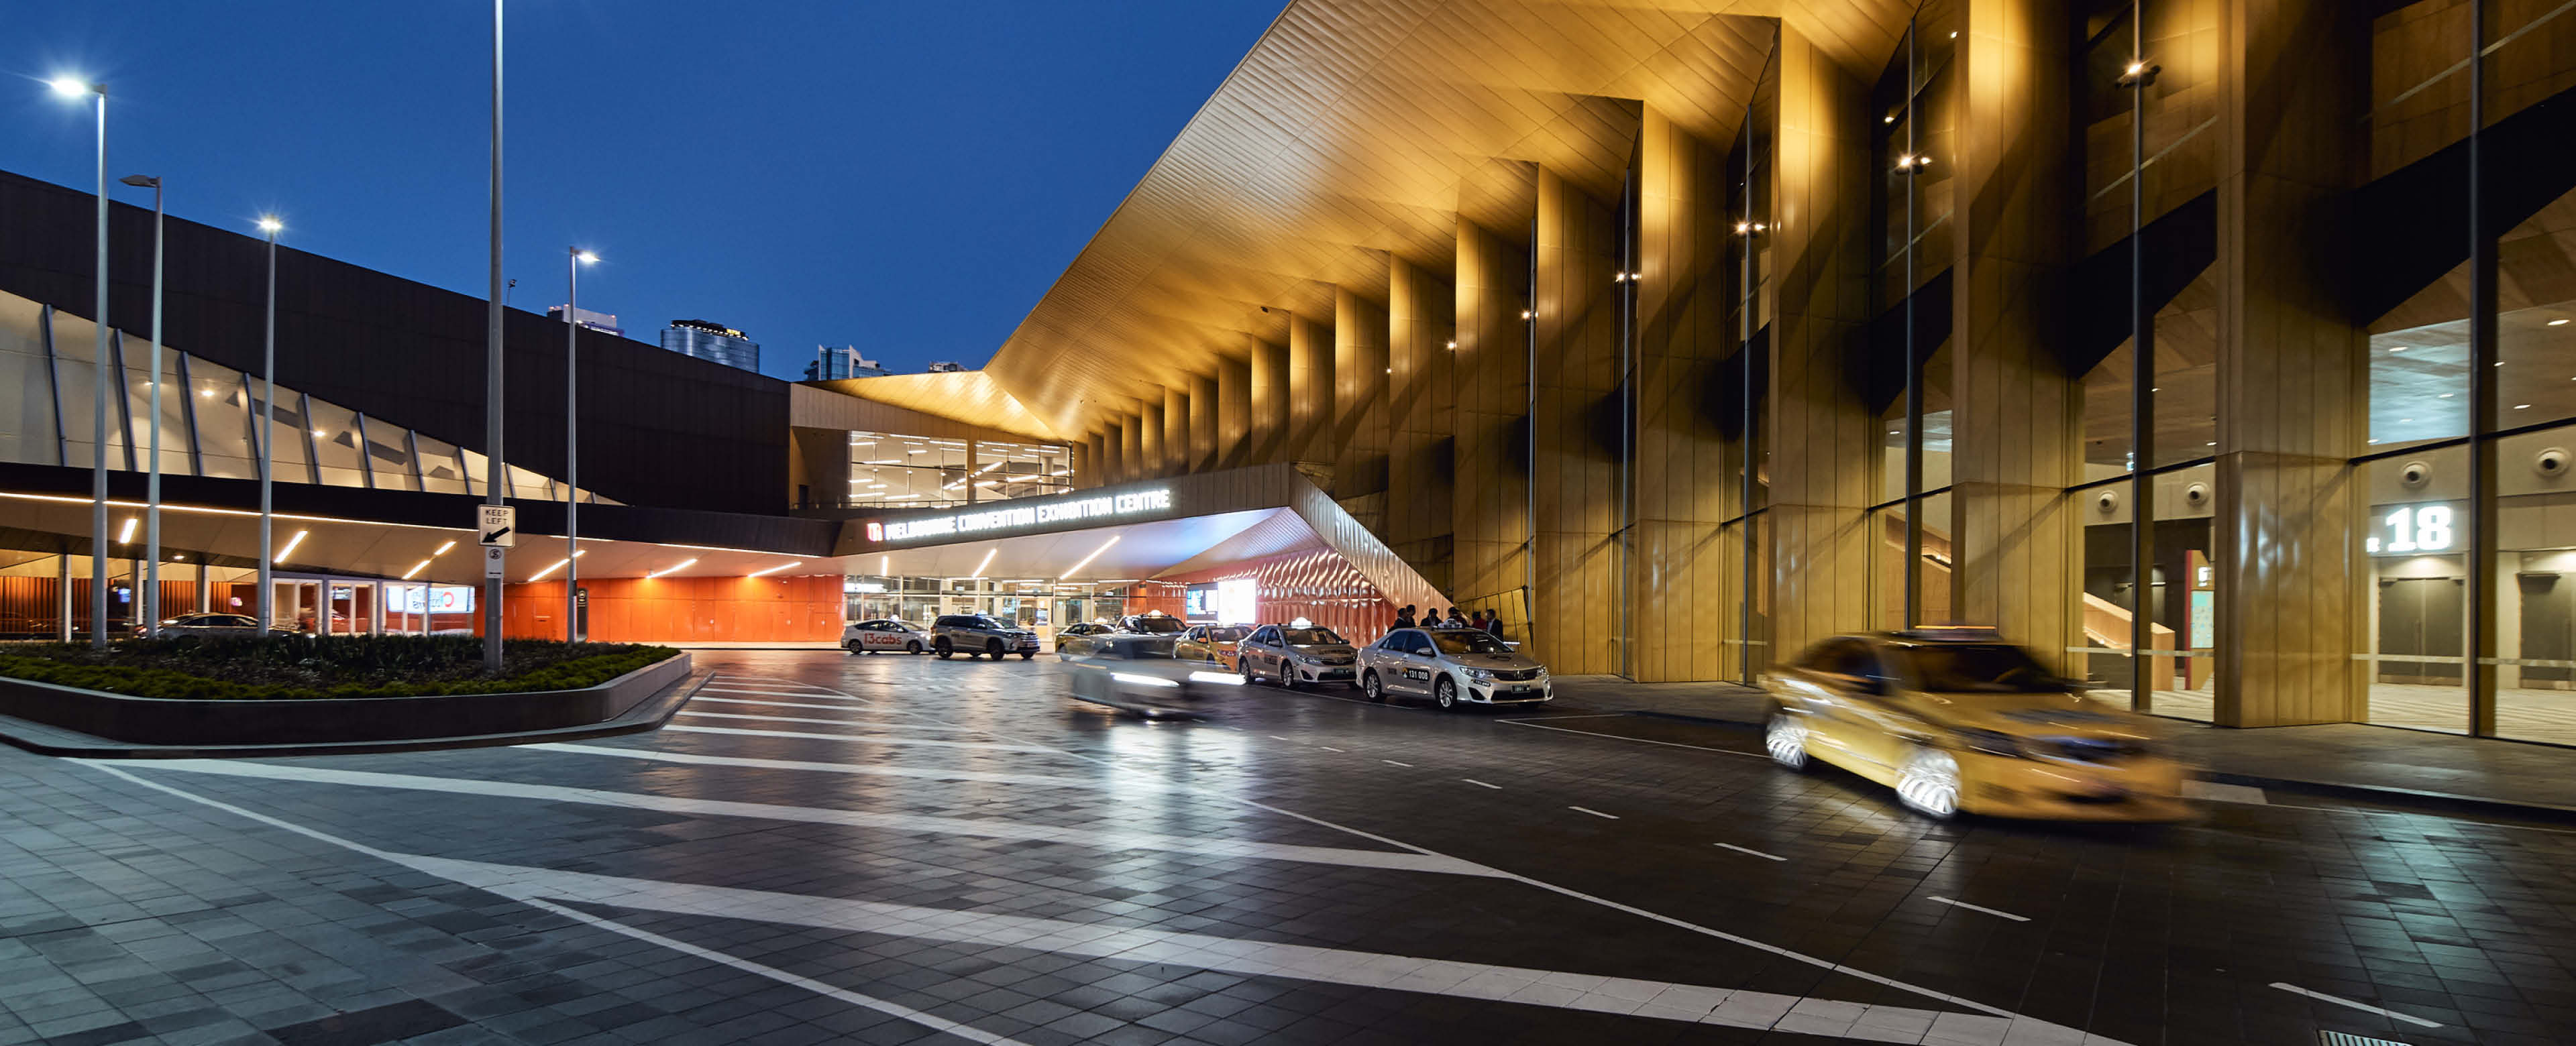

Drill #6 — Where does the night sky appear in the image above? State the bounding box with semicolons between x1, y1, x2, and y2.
5;1;1280;381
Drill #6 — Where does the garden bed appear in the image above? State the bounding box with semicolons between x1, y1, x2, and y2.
0;636;692;751
0;636;676;701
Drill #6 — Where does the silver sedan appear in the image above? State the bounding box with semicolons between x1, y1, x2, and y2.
1358;626;1552;710
1233;622;1360;689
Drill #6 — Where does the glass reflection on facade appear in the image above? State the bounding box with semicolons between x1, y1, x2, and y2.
0;288;608;504
841;430;1071;509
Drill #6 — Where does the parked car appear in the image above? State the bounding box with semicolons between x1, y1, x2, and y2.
139;613;296;639
1762;628;2187;821
1056;622;1113;654
842;618;929;654
1232;621;1360;689
930;614;1040;660
1063;632;1245;717
1174;624;1252;669
1358;626;1552;710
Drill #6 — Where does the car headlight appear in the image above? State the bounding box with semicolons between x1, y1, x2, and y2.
1462;668;1495;683
1290;652;1320;666
1949;728;2024;758
1111;672;1181;689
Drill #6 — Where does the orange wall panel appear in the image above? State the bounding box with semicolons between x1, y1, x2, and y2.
484;574;843;643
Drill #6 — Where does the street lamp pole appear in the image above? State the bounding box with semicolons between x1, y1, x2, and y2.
121;174;164;638
483;0;507;672
256;217;282;636
565;247;596;642
52;78;109;646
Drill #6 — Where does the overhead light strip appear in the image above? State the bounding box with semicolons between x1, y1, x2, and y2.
646;557;698;579
1059;535;1121;579
747;561;802;578
969;548;997;579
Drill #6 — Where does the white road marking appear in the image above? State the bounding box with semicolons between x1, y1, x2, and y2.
1496;719;1768;759
2269;982;2443;1028
125;760;1493;876
1269;735;1290;740
1383;760;1414;768
2180;779;2269;805
513;895;1036;1045
1497;713;1631;721
662;660;2131;1039
529;744;1175;793
1318;746;1346;752
1714;844;1785;862
1569;807;1619;820
697;687;873;702
1461;778;1502;789
688;697;945;720
665;724;1060;752
677;710;935;730
1928;897;2029;923
86;764;2009;1042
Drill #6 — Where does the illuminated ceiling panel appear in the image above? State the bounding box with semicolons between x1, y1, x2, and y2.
975;1;1910;438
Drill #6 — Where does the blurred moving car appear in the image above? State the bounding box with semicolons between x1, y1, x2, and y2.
930;614;1041;660
1358;626;1552;710
1063;632;1246;717
842;618;928;654
1762;628;2187;821
138;613;295;639
1055;622;1112;653
1174;624;1251;669
1233;621;1360;689
1116;612;1187;637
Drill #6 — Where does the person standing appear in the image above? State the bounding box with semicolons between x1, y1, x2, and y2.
1485;609;1506;638
1393;605;1417;629
1444;607;1467;628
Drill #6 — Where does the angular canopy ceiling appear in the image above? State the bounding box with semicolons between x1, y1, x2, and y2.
976;0;1913;439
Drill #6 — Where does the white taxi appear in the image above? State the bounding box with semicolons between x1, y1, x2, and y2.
842;618;930;654
1358;626;1552;710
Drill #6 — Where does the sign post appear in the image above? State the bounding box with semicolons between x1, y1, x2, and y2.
478;506;515;652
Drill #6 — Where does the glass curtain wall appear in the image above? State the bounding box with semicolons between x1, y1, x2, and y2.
0;288;607;505
843;431;1073;509
2347;0;2576;744
1868;3;1958;634
1712;40;1778;682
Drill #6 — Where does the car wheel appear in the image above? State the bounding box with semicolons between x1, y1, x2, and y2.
1280;666;1300;691
1764;711;1811;771
1434;677;1459;711
845;641;861;655
986;640;1004;659
1895;747;1963;820
907;640;923;654
1240;661;1257;685
934;639;953;659
1362;672;1386;703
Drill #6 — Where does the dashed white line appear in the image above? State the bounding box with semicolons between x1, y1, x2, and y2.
1568;806;1619;820
1382;760;1413;768
1460;778;1502;789
1495;719;1767;759
1318;746;1346;752
1714;843;1785;862
2269;982;2443;1028
1928;896;2029;923
1269;734;1291;740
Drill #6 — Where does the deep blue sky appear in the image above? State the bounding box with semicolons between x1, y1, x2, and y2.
5;1;1279;381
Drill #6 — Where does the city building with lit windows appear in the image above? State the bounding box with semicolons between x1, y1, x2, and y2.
658;318;759;372
5;0;2576;748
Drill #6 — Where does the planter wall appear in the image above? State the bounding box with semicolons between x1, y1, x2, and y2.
0;653;690;746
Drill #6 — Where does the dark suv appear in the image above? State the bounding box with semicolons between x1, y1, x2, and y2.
931;614;1041;660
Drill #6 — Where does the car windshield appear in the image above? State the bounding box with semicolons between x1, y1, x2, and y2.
1888;643;2065;693
1430;630;1513;655
964;617;1010;630
1126;617;1185;634
1205;627;1248;642
1280;628;1344;645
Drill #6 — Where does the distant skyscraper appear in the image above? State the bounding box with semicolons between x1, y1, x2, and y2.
547;305;623;337
660;319;760;372
926;361;967;373
805;345;890;382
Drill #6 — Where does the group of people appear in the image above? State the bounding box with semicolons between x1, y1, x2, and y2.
1391;604;1507;637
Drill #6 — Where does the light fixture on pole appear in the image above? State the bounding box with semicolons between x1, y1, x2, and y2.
564;247;597;642
256;216;283;636
483;0;507;672
121;174;164;637
52;76;109;646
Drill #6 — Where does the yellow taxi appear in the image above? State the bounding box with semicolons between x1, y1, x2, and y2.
1174;624;1251;670
1762;629;2187;821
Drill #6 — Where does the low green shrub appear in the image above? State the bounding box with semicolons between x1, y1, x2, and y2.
0;636;677;701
